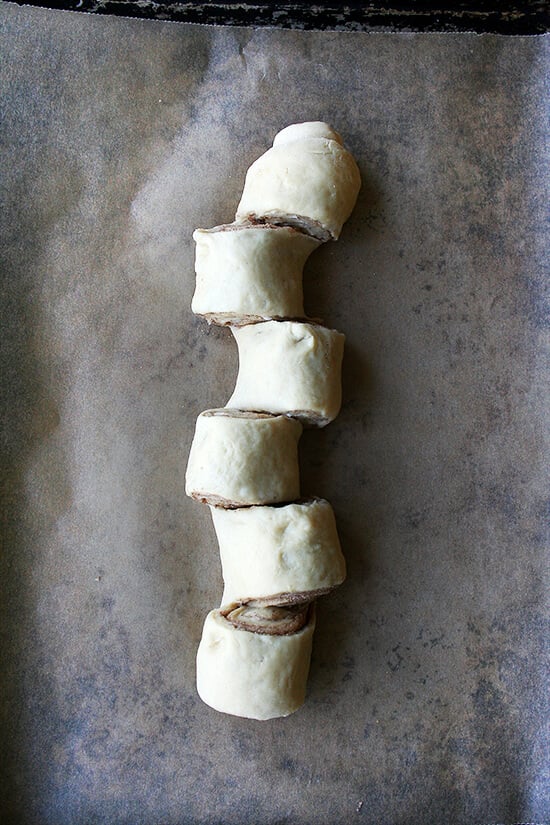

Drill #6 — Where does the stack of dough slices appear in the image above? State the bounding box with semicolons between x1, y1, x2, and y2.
186;122;361;720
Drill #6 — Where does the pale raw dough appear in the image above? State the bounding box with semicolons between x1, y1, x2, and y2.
235;121;361;241
196;607;316;719
273;122;343;146
190;121;354;721
226;320;345;425
211;498;346;604
185;409;302;506
192;223;321;324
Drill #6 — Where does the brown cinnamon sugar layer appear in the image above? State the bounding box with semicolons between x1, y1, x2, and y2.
201;409;274;420
199;312;323;327
198;220;306;235
244;213;332;242
220;408;331;428
189;491;247;509
199;313;281;327
203;405;329;428
221;602;312;636
236;588;333;607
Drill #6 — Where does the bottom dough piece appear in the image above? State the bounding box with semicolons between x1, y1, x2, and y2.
196;605;316;720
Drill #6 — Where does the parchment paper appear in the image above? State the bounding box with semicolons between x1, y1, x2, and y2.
1;4;548;823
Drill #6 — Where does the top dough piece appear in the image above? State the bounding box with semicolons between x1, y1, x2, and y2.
235;121;361;241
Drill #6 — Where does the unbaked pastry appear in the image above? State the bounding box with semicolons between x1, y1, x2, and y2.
189;121;358;720
196;604;315;719
226;320;345;426
185;409;302;507
192;223;321;325
211;498;346;605
235;121;361;241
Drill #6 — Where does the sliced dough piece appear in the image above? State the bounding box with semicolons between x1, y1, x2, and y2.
226;320;345;426
196;605;315;719
235;121;361;241
185;409;302;507
211;498;346;604
192;223;321;325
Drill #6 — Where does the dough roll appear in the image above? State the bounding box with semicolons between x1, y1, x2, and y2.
192;223;321;325
185;409;302;507
211;498;346;604
196;603;316;719
236;121;361;241
226;320;345;426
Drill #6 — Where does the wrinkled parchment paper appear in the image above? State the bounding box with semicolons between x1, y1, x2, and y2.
1;4;548;822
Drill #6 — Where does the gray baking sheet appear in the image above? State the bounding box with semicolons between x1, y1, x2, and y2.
1;4;549;823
